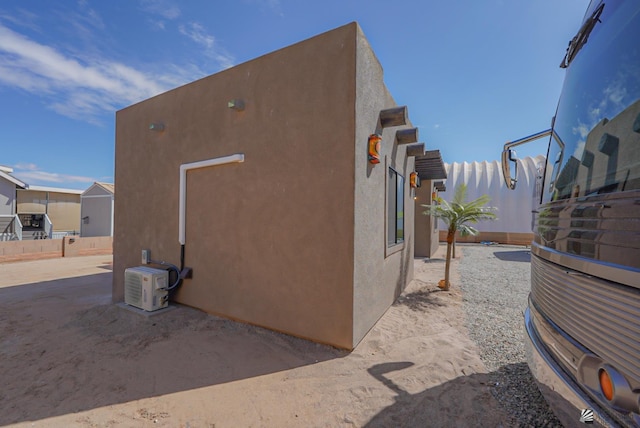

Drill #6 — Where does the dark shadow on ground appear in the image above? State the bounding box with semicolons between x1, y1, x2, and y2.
98;262;113;270
0;271;345;425
364;361;563;428
364;363;509;427
493;250;531;263
393;287;448;312
416;257;446;264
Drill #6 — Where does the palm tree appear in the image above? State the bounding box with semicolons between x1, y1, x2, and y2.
422;184;497;291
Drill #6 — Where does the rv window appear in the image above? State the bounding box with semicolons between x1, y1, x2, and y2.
543;0;640;202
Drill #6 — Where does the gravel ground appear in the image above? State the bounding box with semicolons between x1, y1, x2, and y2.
457;243;563;427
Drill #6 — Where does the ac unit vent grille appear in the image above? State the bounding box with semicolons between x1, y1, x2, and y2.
124;270;143;307
124;266;168;311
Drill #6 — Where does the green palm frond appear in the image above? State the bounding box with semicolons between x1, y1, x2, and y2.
422;184;497;231
422;183;497;290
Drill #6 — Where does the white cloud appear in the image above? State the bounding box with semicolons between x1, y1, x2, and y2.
572;122;589;140
179;22;214;49
14;163;39;171
178;22;235;69
0;3;236;125
149;19;166;30
12;164;99;186
572;140;585;160
0;8;40;32
0;23;177;123
139;0;181;20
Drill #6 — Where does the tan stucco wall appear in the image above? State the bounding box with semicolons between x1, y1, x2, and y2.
17;190;47;214
63;236;112;257
115;22;416;350
0;239;62;262
352;26;415;346
17;190;81;232
414;180;439;258
115;23;358;348
47;193;81;232
0;236;112;263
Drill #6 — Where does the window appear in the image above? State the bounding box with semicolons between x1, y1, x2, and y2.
543;0;640;202
387;167;404;246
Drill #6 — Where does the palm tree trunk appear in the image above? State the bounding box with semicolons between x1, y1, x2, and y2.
441;227;455;291
452;236;456;259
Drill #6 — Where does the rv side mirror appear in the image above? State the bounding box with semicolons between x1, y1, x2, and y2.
501;128;554;191
502;148;518;190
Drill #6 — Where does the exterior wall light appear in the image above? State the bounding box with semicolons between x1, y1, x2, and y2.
432;184;445;203
228;99;245;111
410;172;420;188
149;123;165;132
368;134;382;164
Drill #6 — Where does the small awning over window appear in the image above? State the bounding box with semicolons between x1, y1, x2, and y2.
415;150;447;180
434;181;446;191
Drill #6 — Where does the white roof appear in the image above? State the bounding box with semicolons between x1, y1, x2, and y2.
23;185;84;195
0;170;26;188
82;182;114;196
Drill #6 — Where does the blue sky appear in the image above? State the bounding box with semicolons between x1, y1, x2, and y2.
0;0;588;190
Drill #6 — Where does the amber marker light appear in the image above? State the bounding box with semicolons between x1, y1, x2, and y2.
599;368;614;401
368;134;381;164
409;172;419;188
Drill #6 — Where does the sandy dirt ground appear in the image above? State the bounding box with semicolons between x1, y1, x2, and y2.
0;246;512;427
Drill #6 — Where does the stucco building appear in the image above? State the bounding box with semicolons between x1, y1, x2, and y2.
16;186;82;236
0;166;25;216
1;166;83;240
114;22;442;349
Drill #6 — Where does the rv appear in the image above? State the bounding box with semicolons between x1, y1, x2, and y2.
502;1;640;426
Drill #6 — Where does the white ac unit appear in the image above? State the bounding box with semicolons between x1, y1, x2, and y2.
124;266;169;311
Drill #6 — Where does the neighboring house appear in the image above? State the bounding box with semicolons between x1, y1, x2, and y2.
81;182;114;237
114;22;444;350
0;165;25;216
0;166;26;240
436;155;545;245
16;185;83;237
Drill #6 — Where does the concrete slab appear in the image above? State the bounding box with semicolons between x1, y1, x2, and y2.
116;301;179;318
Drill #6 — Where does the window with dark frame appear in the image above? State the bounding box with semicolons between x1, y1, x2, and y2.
387;167;404;246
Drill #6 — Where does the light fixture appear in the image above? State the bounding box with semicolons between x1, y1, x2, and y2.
149;123;165;132
599;368;614;401
368;134;382;164
410;172;420;188
228;99;245;111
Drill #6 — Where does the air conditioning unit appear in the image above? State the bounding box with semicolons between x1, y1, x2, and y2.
124;266;169;311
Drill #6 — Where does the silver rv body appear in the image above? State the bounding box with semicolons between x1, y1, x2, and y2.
503;1;640;426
